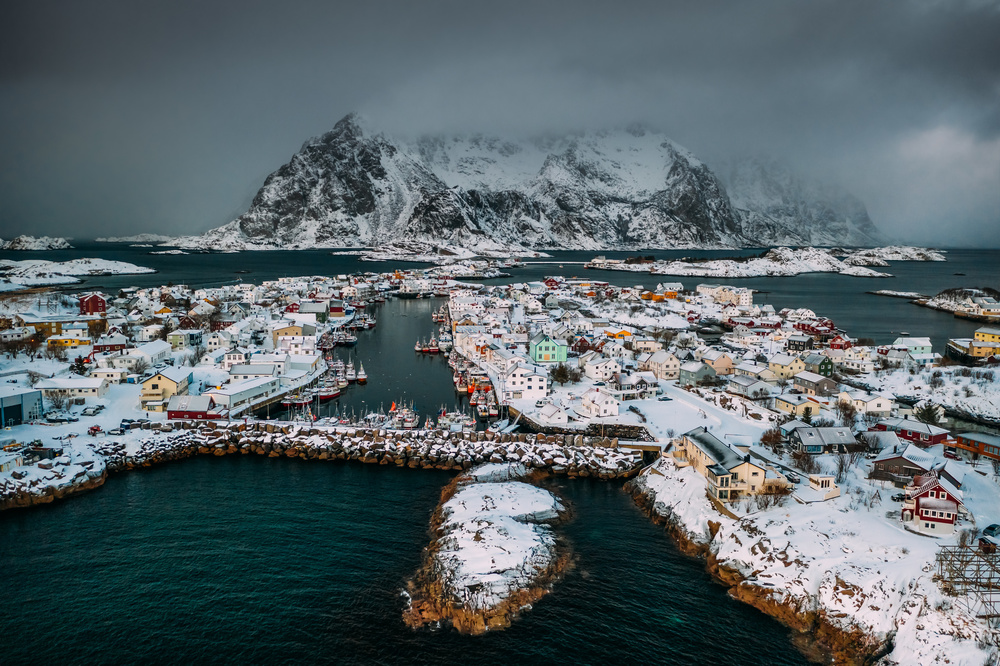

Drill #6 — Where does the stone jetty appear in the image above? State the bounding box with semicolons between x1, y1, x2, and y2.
2;422;643;512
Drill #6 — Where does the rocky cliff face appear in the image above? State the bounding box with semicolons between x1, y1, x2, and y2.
183;114;881;252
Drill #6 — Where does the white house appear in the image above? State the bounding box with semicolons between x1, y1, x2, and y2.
579;388;620;418
36;377;109;401
584;357;621;382
502;363;549;402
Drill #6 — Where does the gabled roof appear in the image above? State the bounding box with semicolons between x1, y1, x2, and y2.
683;426;748;472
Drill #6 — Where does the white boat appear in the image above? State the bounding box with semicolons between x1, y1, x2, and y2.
356;362;367;384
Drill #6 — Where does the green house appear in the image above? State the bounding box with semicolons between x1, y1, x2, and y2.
529;333;567;364
802;353;834;377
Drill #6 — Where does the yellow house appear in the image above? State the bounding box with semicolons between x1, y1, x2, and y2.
606;329;632;340
140;368;191;412
47;335;91;348
768;353;805;379
155;306;173;315
674;426;769;503
774;394;824;417
975;327;1000;344
271;323;303;346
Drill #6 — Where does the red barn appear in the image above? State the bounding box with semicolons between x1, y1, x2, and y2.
79;293;107;315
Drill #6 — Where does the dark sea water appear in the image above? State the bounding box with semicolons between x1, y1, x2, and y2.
0;242;996;663
0;458;809;666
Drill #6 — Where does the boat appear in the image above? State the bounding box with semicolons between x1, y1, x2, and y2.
337;373;349;389
345;361;357;383
476;396;490;419
469;390;479;406
488;418;510;434
415;339;423;352
317;382;341;401
424;415;435;429
356;362;367;384
427;337;439;353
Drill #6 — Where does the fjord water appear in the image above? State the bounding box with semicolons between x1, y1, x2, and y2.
0;458;809;665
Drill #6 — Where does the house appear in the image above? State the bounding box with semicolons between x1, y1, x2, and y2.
229;364;280;381
640;349;680;380
953;431;1000;464
529;333;568;364
786;335;814;353
870;443;936;485
35;377;109;401
726;375;774;400
502;363;549;402
131;340;171;367
90;368;128;384
735;361;779;385
0;386;44;425
584;357;620;382
0;327;33;344
579;388;620;418
78;293;107;315
789;426;857;454
773;393;826;419
92;333;129;354
167;329;204;350
205;376;279;411
793;475;842;503
140;368;191;412
701;350;734;376
605;372;657;401
674;427;768;503
801;353;834;377
901;471;964;537
768;353;806;380
837;390;893;417
792;371;837;397
678;361;715;387
536;402;569;425
873;417;950;447
891;336;933;355
166;394;218;420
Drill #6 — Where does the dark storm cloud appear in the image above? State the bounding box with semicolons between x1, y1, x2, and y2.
0;0;997;245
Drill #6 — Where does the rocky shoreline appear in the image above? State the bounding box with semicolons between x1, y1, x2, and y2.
1;422;642;512
403;464;570;634
626;471;881;665
625;459;992;666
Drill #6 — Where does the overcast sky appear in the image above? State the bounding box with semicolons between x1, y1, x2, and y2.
1;0;998;246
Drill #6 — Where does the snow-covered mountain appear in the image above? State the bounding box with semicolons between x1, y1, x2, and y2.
177;114;881;252
717;156;881;246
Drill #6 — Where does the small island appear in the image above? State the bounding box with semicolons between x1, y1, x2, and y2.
403;463;569;634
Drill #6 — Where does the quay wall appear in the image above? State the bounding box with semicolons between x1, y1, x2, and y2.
2;422;643;512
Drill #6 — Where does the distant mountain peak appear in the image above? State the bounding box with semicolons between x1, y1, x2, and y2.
180;116;881;252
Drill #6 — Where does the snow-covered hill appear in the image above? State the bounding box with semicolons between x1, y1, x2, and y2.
175;114;882;253
0;236;73;250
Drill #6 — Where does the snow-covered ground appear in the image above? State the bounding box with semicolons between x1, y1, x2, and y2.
863;365;1000;423
838;245;947;266
0;236;73;251
0;258;156;290
633;452;999;665
405;462;567;632
610;247;892;278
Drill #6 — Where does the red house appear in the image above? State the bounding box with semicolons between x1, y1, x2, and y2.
79;293;107;315
829;334;853;350
543;277;562;289
874;417;950;447
284;303;300;313
166;395;218;420
902;471;964;537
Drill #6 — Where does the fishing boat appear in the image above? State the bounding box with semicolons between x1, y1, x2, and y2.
414;339;423;352
427;337;439;353
424;415;435;429
356;362;367;384
476;395;490;419
488;394;499;417
469;390;479;406
337;372;349;389
317;381;341;401
345;361;357;383
488;418;510;434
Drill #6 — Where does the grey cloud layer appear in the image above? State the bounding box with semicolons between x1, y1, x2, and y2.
1;0;997;244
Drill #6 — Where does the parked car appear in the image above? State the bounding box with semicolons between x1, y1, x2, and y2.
983;524;1000;538
943;451;959;460
784;471;800;484
891;493;906;502
657;396;672;402
107;428;125;436
594;382;605;386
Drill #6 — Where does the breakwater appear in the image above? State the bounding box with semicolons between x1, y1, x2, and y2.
2;422;643;512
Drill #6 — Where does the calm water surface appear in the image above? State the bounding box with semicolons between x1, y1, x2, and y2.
0;458;809;665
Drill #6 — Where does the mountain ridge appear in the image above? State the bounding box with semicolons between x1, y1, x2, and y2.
175;114;882;253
